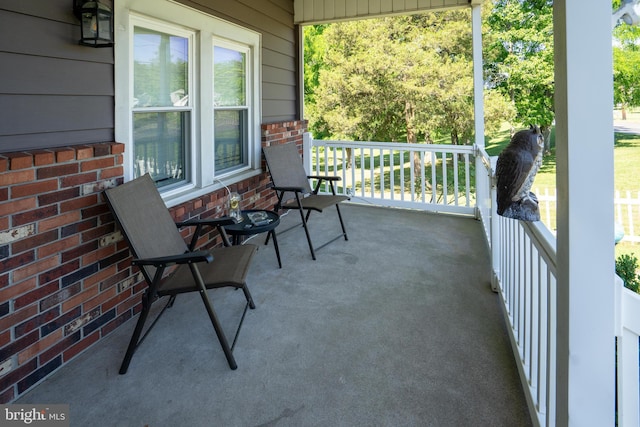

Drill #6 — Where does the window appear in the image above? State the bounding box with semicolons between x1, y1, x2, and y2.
115;1;261;206
214;43;249;173
133;25;192;189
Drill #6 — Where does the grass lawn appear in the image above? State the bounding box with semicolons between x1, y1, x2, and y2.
484;120;640;261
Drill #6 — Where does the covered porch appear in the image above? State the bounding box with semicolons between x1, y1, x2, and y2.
16;203;531;426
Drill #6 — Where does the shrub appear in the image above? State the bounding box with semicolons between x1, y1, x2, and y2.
615;253;640;293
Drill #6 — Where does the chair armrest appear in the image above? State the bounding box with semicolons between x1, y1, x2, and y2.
132;250;213;267
177;217;235;250
307;175;341;181
272;185;306;193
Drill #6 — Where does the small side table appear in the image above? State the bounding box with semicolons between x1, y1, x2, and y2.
223;210;281;268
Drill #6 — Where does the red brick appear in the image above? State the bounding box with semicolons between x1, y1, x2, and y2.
39;210;81;232
11;179;58;199
12;205;58;227
13;256;59;283
0;251;35;276
0;157;7;173
0;278;37;307
75;146;94;160
0;305;38;333
60;194;97;213
39;260;80;287
63;330;99;361
110;143;125;154
0;197;37;217
38;235;80;259
11;229;58;255
100;166;123;179
81;245;114;267
14;281;60;310
81;157;114;172
92;144;112;157
39;331;80;364
38;188;79;207
18;329;62;365
84;286;116;312
0;330;10;347
116;294;138;316
6;152;33;170
83;265;116;288
61;285;99;313
32;151;55;167
59;172;97;188
37;163;78;180
54;148;75;163
0;188;7;202
0;169;35;186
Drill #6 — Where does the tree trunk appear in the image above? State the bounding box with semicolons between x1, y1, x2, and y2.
622;105;627;120
541;125;552;155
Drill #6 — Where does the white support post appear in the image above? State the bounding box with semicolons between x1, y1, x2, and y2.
303;132;312;176
553;1;615;426
471;4;485;149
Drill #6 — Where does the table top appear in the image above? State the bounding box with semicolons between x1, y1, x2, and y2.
223;209;280;235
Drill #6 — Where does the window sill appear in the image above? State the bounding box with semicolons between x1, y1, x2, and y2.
162;168;263;209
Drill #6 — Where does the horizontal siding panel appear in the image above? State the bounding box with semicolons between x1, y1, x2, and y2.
0;10;112;64
0;129;114;151
0;0;75;24
0;95;113;136
0;53;113;96
262;84;296;101
263;48;297;72
263;67;296;87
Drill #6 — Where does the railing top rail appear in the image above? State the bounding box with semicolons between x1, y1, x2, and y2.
309;138;476;154
522;219;558;273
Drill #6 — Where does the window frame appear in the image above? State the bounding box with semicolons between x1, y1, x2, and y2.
114;0;262;207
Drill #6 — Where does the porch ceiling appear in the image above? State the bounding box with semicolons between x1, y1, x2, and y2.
294;0;484;25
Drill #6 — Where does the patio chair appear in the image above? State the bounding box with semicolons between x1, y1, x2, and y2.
104;174;257;374
262;143;349;260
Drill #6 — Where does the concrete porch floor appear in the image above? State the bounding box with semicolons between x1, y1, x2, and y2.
17;203;532;426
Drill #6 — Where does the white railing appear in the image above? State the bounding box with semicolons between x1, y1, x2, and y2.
494;214;558;427
616;275;640;427
305;135;476;216
302;135;638;427
533;188;640;244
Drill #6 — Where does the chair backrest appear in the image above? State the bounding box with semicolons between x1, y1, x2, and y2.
262;143;313;202
104;174;188;282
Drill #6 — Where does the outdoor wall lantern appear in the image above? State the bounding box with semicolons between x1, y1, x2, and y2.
73;0;114;47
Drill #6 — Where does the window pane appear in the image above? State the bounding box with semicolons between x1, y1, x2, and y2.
134;27;189;107
215;110;247;172
214;46;246;106
133;111;190;188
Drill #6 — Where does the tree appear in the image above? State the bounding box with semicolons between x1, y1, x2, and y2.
612;0;640;119
485;0;554;153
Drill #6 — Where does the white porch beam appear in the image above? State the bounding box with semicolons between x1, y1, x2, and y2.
553;1;615;426
471;4;484;148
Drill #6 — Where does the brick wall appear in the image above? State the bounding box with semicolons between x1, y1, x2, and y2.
0;120;307;402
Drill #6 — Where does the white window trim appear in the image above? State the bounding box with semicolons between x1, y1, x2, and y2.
114;0;262;207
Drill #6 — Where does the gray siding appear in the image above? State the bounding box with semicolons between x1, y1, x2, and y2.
0;0;115;151
0;0;299;152
177;0;299;124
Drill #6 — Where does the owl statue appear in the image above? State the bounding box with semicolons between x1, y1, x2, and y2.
495;125;544;221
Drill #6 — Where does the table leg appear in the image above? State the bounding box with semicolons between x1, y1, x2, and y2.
269;230;282;268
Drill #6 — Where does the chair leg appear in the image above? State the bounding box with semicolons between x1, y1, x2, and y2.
190;264;237;370
198;289;237;370
297;207;316;260
335;204;349;241
119;292;153;375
